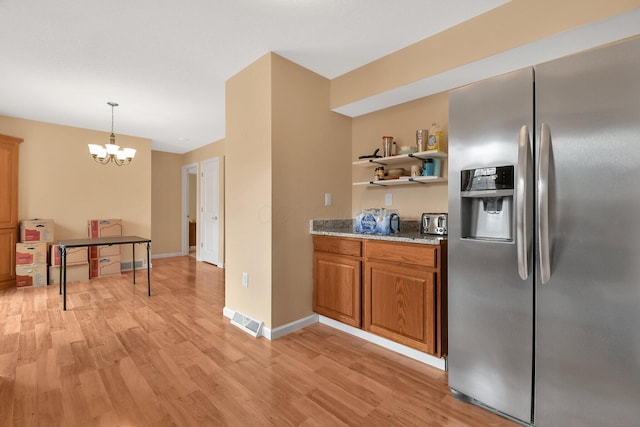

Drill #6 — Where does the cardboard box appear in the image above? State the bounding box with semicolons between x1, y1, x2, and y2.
16;242;48;265
89;244;120;260
20;219;55;242
49;263;89;285
16;264;48;287
90;255;121;278
88;219;122;238
51;245;89;266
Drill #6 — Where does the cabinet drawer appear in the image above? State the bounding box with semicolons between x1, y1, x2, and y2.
365;240;437;268
313;235;362;257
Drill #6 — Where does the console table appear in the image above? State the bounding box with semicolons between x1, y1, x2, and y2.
57;235;151;310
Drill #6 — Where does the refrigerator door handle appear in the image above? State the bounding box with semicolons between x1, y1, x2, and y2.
516;125;531;280
538;123;551;284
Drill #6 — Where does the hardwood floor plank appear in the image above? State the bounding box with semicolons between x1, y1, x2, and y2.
78;368;114;421
0;256;517;427
13;361;38;427
4;314;22;335
97;359;151;427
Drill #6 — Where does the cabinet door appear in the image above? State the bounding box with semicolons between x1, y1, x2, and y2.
364;261;436;354
0;138;19;228
313;251;361;327
0;227;17;289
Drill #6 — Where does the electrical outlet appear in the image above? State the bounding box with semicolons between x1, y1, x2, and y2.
324;193;332;206
385;193;393;206
242;272;249;287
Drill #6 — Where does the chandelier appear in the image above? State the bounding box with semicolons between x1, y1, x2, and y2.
88;102;136;166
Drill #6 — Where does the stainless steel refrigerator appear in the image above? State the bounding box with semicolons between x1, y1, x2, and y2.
447;36;640;426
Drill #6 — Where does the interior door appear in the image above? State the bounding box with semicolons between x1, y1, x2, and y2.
200;157;219;265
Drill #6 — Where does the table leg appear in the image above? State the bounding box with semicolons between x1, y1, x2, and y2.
132;243;136;284
63;248;67;311
59;246;63;295
147;242;151;296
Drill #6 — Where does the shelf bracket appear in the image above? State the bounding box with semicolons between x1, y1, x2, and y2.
408;153;432;161
408;177;427;184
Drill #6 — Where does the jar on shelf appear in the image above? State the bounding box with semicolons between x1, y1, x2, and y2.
416;129;428;152
427;123;442;151
382;136;393;157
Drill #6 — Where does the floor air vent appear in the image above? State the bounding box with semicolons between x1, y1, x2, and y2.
121;260;145;271
231;312;263;338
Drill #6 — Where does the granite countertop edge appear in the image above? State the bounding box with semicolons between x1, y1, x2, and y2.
310;219;446;245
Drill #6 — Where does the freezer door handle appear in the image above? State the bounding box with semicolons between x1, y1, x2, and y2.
516;125;531;280
538;123;551;284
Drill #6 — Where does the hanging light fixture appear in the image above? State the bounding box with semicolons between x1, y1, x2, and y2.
88;102;136;166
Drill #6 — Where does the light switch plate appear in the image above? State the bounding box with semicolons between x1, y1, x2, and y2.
324;193;332;206
385;193;393;206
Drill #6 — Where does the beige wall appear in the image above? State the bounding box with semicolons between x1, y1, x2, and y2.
182;139;225;263
0;115;151;264
151;151;182;255
149;140;225;261
271;54;352;327
331;0;639;109
225;54;273;326
352;92;449;218
224;53;352;329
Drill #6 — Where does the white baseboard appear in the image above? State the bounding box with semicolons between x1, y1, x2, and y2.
223;306;235;321
222;308;317;340
221;308;445;371
267;314;318;340
318;315;446;371
151;252;183;259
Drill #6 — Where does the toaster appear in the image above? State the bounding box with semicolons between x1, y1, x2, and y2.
421;213;448;235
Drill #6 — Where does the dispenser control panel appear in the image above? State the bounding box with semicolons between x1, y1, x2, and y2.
461;166;514;192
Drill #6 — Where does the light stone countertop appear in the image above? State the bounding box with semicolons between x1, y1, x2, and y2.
310;219;446;245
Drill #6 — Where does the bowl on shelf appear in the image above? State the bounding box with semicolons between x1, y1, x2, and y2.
387;167;405;176
398;146;418;155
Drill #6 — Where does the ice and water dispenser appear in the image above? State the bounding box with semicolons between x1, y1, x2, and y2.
460;166;515;241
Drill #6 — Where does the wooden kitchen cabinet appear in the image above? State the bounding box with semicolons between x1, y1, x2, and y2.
0;134;22;290
313;235;362;327
363;240;447;357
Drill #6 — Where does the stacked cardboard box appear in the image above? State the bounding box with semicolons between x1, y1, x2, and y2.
49;244;89;285
88;219;122;278
16;219;54;288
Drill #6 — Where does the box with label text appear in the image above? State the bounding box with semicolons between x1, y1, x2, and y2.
20;219;55;242
89;245;120;259
16;264;48;288
49;264;89;285
90;255;121;278
16;242;48;265
50;245;89;266
88;219;122;238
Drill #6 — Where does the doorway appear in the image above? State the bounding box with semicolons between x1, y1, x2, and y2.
200;157;220;266
181;163;198;257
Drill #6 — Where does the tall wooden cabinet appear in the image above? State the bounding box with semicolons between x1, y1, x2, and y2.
0;134;22;290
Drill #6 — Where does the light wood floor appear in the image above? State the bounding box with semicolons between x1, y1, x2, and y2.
0;256;516;426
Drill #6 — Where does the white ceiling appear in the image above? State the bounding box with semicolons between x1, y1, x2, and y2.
2;2;639;154
0;0;509;153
